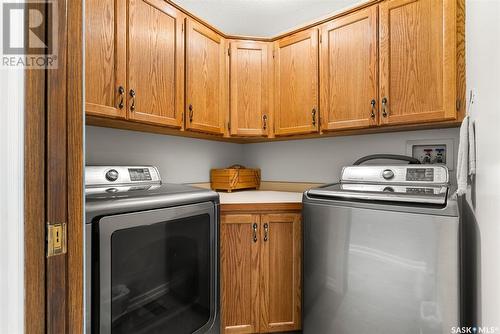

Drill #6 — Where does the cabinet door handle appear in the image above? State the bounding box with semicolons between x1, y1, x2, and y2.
252;223;258;243
312;108;317;126
370;99;376;119
118;86;125;109
129;89;136;112
264;223;269;242
188;104;193;122
262;114;268;130
382;97;388;117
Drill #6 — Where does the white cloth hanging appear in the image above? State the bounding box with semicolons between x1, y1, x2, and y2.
455;97;476;196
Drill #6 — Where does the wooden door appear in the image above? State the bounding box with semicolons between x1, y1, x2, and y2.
230;41;271;137
127;0;184;127
379;0;457;125
221;214;261;334
260;213;302;332
274;29;319;136
185;19;226;135
320;5;378;131
85;0;126;118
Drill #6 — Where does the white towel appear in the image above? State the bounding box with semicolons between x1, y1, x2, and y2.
455;115;476;196
468;117;476;175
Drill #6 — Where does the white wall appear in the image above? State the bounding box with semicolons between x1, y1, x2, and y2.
242;128;460;183
0;2;24;331
85;126;243;183
466;0;500;327
0;70;24;333
86;126;461;185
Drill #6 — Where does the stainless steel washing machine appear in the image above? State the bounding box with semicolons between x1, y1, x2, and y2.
85;166;220;334
303;156;461;334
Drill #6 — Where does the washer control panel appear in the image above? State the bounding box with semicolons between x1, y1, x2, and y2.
406;168;435;182
128;168;152;181
85;166;161;187
341;165;449;184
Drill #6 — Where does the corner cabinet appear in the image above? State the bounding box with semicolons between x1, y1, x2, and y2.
229;41;272;137
274;29;319;136
320;5;378;131
185;19;226;135
85;0;463;142
379;0;457;125
221;207;302;334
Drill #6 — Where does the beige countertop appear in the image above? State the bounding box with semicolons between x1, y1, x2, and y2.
218;190;303;204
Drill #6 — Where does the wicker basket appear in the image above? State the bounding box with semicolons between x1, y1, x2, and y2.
210;164;261;192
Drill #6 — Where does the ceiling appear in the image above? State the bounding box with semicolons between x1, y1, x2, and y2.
172;0;364;37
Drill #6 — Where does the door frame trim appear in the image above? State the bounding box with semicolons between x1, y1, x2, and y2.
24;0;84;333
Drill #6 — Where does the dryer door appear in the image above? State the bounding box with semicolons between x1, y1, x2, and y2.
96;202;217;334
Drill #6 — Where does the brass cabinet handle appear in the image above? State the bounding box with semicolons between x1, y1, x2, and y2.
264;223;269;242
262;114;268;130
370;99;376;119
188;104;193;122
253;223;258;243
129;89;136;112
312;108;317;126
118;86;125;109
382;97;388;117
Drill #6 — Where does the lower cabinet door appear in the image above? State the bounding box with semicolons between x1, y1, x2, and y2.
221;214;261;334
260;213;302;333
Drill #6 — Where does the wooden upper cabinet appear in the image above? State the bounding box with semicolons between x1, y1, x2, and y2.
274;29;319;136
185;19;226;135
379;0;457;125
230;41;271;137
221;214;261;334
320;5;378;131
85;0;126;119
127;0;184;127
260;213;301;333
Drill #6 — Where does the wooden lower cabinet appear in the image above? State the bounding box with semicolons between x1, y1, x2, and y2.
221;209;302;334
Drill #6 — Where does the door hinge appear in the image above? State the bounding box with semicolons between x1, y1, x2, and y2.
227;122;231;131
272;50;275;59
319;34;322;44
456;98;461;111
228;48;231;56
47;222;67;257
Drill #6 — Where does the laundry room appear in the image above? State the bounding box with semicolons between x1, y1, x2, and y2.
1;0;500;334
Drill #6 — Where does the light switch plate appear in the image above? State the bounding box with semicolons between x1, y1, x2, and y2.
406;139;454;170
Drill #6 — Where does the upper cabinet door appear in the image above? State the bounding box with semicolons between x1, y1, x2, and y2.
274;29;319;136
230;41;271;137
185;19;226;135
260;213;302;333
379;0;457;125
85;0;126;118
127;0;184;128
320;6;378;131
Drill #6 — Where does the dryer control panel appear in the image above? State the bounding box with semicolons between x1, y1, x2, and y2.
341;165;449;185
85;166;162;188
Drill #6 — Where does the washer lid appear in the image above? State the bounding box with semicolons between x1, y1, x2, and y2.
307;183;449;205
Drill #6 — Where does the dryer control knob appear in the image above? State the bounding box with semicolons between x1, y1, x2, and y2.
105;169;119;182
382;169;395;180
